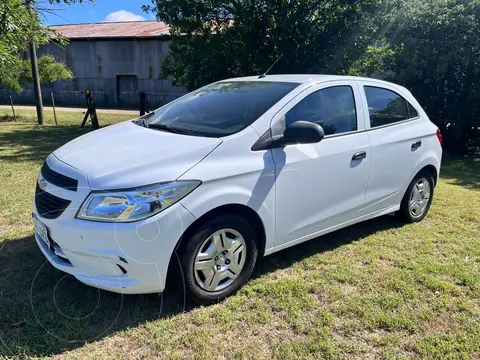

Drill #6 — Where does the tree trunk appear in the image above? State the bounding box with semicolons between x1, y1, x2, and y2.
26;0;44;125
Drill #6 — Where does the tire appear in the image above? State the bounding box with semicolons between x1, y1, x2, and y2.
176;214;258;305
397;170;435;223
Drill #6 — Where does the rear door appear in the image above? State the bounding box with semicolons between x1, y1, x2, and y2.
272;81;372;249
358;81;429;211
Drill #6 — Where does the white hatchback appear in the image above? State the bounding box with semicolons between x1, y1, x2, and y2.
33;75;442;304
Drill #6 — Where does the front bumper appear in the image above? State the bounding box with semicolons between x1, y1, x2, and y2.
33;155;196;294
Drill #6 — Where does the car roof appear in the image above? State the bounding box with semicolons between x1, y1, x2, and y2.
221;74;400;88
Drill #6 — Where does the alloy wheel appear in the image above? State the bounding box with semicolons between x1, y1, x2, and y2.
193;228;247;292
408;177;431;219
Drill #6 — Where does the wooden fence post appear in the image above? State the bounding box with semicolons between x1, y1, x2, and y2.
9;95;17;122
51;92;58;126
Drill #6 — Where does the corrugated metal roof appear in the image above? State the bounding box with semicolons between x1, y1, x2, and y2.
50;21;171;39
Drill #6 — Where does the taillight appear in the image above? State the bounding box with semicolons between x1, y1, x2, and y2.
436;129;443;144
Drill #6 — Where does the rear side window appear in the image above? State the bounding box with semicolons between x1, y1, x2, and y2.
285;86;357;136
364;86;419;128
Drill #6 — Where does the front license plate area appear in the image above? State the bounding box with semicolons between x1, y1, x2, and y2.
33;215;50;248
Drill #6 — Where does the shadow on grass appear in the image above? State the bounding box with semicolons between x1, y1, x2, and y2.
0;235;186;357
0;115;17;123
0;115;38;123
0;216;403;358
440;154;480;190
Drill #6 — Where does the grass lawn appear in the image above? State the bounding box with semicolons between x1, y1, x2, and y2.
1;110;479;359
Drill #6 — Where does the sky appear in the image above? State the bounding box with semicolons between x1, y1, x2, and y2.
42;0;156;25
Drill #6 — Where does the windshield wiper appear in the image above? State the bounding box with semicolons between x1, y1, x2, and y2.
134;112;155;128
148;123;185;134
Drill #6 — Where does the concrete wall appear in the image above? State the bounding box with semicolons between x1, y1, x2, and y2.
0;38;187;109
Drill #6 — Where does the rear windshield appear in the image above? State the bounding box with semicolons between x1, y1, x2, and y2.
145;81;299;137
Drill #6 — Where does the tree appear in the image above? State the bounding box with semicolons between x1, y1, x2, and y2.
146;0;380;90
0;0;53;93
350;0;480;154
20;55;73;83
0;0;88;124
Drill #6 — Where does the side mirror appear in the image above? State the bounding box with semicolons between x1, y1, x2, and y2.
282;121;325;146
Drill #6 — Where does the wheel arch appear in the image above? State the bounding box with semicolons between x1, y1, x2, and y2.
399;160;439;209
409;153;441;190
397;163;437;223
420;164;438;186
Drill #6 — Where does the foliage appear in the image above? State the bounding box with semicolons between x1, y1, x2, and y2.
0;0;88;93
21;55;73;83
146;0;380;90
348;45;395;79
0;0;51;92
353;0;480;154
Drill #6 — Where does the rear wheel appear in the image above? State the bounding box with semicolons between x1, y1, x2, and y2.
177;214;258;305
398;170;435;223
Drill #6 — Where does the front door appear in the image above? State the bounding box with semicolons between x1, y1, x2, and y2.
272;81;371;250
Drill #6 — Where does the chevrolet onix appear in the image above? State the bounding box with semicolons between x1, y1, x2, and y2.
33;75;442;304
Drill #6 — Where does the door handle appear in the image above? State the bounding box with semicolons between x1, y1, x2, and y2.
411;140;422;151
352;151;366;161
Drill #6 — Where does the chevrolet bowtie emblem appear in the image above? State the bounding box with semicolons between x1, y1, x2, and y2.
39;178;48;191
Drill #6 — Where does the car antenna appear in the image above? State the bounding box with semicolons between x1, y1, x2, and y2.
258;54;283;79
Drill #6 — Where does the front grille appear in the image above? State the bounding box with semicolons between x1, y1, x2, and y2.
35;183;71;219
41;162;78;191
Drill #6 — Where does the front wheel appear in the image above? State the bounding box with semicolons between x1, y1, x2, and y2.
177;214;258;305
398;170;435;223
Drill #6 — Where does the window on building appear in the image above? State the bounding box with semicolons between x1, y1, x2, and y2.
285;86;357;136
364;86;419;128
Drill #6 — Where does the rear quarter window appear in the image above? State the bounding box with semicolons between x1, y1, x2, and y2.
364;86;419;128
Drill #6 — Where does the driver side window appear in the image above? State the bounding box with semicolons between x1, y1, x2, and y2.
285;86;357;136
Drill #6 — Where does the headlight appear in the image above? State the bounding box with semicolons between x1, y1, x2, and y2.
76;181;201;222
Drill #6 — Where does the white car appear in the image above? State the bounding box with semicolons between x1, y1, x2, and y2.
33;75;442;304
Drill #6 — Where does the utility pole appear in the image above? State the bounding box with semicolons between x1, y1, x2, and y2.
26;0;44;125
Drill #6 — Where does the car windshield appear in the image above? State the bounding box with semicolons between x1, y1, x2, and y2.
144;81;299;137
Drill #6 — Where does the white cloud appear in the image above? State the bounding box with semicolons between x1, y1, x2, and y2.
103;10;146;22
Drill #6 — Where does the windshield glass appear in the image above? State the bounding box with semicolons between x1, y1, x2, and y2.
145;81;299;137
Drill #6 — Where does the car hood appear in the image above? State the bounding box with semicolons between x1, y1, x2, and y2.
53;121;222;190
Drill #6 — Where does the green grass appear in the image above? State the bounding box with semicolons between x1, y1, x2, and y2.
1;111;479;359
0;108;134;127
